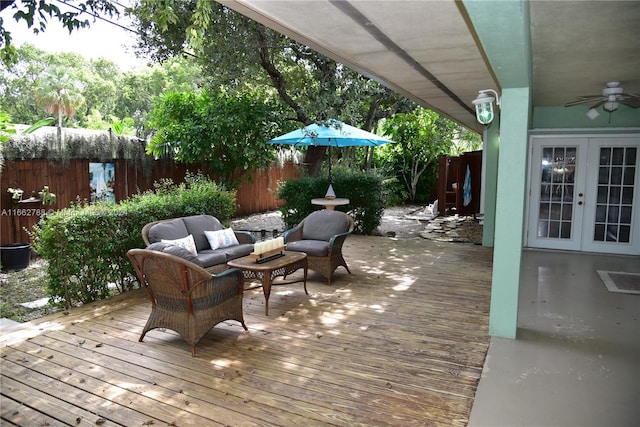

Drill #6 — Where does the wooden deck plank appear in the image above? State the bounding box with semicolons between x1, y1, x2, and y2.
1;376;122;426
1;354;161;426
80;318;478;424
1;394;65;427
1;236;493;426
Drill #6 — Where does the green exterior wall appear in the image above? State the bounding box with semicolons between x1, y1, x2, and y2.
481;119;500;247
489;87;531;338
534;106;640;129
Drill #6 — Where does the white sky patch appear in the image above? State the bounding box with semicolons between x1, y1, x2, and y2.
2;2;148;71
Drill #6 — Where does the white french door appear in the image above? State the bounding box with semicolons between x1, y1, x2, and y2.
527;135;640;255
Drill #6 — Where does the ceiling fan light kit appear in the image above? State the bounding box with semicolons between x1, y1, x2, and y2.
586;108;600;120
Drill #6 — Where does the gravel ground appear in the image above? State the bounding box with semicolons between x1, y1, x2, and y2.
231;205;482;243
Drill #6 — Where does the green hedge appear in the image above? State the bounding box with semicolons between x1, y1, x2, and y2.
31;173;237;309
277;168;384;234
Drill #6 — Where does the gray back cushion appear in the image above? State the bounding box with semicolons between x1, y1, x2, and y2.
183;215;224;250
148;219;189;244
303;210;350;241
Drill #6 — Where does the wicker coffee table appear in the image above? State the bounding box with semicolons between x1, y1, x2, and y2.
227;251;308;315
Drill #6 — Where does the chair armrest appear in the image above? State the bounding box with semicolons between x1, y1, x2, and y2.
234;230;256;244
282;225;303;243
327;231;352;253
209;268;244;297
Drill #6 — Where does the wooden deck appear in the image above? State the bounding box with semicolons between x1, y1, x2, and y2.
1;236;493;426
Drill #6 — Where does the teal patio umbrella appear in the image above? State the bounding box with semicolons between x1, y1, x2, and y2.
268;119;393;147
268;119;394;188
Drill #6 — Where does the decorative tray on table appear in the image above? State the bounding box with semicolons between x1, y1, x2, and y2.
250;238;286;263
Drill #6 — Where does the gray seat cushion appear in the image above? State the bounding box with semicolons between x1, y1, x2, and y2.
303;210;351;241
146;242;203;267
221;243;255;260
286;240;329;257
148;219;189;244
195;250;228;268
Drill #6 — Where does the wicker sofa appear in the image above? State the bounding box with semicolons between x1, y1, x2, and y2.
142;215;255;273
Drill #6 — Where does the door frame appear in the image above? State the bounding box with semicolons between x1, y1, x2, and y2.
526;133;640;255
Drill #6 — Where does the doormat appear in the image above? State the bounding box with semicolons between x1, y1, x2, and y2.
597;271;640;295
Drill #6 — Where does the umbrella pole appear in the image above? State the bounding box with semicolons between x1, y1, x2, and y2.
328;145;332;184
325;143;336;199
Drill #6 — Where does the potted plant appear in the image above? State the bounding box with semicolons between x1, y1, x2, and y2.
1;185;56;271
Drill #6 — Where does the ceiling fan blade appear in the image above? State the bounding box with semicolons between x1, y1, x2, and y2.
620;99;640;108
589;100;606;109
564;96;604;107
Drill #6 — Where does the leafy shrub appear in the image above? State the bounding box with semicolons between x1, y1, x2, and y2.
276;167;384;234
31;172;236;309
382;176;408;206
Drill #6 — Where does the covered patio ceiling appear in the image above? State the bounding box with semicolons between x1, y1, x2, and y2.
220;0;640;133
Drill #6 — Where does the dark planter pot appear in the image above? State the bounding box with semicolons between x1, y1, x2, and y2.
0;243;31;271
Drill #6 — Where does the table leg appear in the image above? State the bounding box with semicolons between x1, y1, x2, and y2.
262;271;272;316
303;263;308;295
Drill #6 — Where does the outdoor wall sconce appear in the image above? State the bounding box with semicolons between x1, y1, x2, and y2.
472;89;501;125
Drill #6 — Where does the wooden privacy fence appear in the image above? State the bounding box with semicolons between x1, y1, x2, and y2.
0;158;300;245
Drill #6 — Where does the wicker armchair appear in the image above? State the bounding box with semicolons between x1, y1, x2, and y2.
127;248;248;356
283;210;354;285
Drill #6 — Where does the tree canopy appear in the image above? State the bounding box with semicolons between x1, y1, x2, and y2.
146;88;288;184
128;0;415;174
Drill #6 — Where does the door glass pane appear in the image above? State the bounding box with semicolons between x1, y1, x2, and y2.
611;167;623;185
597;186;608;203
609;186;621;204
593;146;636;243
623;166;635;185
598;167;609;184
612;148;625;165
620;226;630;242
621;206;632;224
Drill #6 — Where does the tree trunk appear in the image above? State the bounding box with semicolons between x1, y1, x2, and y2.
304;146;327;176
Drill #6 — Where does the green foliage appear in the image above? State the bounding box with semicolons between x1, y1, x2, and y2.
0;111;16;142
378;108;457;202
0;44;203;138
31;172;237;308
146;89;285;184
276;167;384;234
382;176;409;206
33;62;84;127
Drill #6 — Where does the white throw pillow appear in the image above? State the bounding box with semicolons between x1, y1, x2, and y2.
161;234;198;255
205;228;239;250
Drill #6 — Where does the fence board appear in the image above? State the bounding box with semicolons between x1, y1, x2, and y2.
1;159;300;245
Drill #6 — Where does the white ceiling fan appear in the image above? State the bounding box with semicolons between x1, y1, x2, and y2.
565;81;640;112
